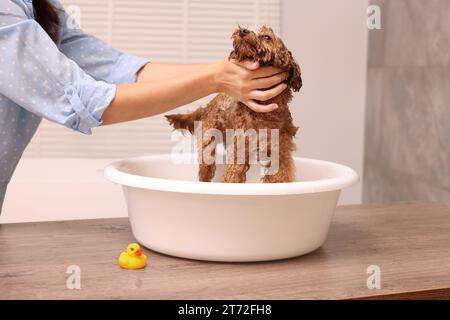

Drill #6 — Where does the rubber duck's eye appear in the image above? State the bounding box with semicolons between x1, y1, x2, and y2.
130;248;134;251
262;35;271;41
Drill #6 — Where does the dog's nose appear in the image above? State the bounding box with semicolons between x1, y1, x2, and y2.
239;28;250;38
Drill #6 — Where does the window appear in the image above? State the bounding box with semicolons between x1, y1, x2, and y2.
24;0;281;159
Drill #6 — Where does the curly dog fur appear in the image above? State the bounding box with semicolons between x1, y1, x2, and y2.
166;26;302;183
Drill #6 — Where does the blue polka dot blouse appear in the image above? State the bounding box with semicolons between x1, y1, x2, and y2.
0;0;149;212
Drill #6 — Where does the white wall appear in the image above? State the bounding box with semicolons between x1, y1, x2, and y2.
0;0;368;223
0;159;126;223
282;0;368;204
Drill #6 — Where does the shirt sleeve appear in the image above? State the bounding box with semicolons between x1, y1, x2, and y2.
54;1;149;84
0;5;116;134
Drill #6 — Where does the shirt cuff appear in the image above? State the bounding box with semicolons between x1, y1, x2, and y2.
64;80;117;135
106;53;150;84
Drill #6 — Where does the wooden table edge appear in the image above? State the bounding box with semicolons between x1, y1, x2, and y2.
347;287;450;300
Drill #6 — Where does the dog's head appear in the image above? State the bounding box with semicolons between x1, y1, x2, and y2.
229;26;302;92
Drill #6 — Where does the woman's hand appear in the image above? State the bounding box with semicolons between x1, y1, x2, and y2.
214;59;288;112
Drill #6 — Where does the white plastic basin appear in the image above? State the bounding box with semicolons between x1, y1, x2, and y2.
104;154;358;262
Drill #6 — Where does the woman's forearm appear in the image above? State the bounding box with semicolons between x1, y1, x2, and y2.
101;59;289;125
136;63;210;83
102;63;218;125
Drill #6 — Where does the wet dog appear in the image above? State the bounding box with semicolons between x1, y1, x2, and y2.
166;26;302;183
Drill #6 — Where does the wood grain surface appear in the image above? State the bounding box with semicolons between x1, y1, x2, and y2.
1;202;449;299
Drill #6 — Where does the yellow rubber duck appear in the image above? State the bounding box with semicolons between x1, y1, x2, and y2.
118;243;147;269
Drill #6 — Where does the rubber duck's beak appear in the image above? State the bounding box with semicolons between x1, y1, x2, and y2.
135;249;142;256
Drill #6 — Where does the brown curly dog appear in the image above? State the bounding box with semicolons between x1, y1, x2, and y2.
166;26;302;183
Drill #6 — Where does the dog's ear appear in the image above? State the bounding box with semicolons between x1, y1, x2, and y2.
287;51;302;92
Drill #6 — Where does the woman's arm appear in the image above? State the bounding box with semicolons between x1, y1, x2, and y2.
136;63;211;83
102;63;218;125
56;1;149;85
102;60;288;125
0;12;116;135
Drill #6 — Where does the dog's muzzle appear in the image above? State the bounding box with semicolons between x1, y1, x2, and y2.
239;28;250;38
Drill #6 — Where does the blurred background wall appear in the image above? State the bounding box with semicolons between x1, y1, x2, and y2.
363;0;450;204
283;0;368;205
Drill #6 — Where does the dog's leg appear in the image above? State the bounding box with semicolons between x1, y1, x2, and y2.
199;163;216;182
197;119;220;182
221;134;253;183
222;164;250;183
262;156;295;183
198;136;217;182
262;134;296;183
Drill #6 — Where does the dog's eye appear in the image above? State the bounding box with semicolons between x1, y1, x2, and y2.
262;35;271;41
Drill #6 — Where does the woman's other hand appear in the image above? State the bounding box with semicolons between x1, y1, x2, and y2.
214;59;288;112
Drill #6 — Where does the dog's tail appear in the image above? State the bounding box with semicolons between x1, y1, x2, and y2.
165;107;205;134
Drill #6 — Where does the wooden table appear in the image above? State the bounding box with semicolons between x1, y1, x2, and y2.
1;202;449;299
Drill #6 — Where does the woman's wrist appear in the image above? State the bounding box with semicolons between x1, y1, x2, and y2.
211;60;228;94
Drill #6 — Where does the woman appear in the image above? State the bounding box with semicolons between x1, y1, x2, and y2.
0;0;288;212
